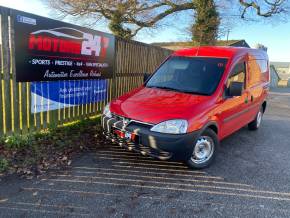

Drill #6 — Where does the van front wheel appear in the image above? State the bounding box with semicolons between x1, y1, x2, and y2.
248;107;264;131
186;129;218;169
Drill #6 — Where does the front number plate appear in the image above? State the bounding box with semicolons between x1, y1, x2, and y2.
125;132;131;140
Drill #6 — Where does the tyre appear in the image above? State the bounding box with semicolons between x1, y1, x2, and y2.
248;107;263;131
186;128;219;169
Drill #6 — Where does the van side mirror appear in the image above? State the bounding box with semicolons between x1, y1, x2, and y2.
143;73;151;83
228;82;243;96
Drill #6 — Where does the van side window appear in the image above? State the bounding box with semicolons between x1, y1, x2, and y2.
256;59;268;74
248;59;262;86
226;62;246;88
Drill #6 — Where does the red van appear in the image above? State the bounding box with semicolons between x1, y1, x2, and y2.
102;46;269;169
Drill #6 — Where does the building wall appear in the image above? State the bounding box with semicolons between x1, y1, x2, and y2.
270;66;279;88
271;62;290;80
276;67;290;73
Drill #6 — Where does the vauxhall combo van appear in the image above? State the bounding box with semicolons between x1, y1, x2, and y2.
102;46;269;169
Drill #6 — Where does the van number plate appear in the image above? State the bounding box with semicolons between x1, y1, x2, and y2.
125;132;131;140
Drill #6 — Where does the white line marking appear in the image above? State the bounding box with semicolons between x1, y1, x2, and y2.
0;206;90;216
21;187;290;213
47;175;281;196
44;179;290;202
54;171;252;187
1;201;87;210
105;160;190;169
96;156;192;167
73;166;217;178
111;165;221;177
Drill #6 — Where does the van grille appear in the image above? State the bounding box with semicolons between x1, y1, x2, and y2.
112;114;153;128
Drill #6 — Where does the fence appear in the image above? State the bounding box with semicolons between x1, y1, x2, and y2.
0;7;172;135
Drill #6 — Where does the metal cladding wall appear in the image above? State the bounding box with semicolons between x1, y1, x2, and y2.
269;65;279;88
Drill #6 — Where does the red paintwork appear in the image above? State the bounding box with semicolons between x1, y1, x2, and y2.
110;46;269;140
114;129;125;138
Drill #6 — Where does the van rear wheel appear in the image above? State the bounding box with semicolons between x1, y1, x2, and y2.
248;107;264;131
186;129;218;169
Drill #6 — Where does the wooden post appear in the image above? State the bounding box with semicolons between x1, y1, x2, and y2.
1;7;12;134
0;41;3;135
9;11;20;133
111;37;118;100
20;82;28;133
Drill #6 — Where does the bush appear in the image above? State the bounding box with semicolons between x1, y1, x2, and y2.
0;158;9;173
4;134;33;150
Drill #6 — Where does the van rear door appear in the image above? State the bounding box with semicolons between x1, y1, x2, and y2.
246;58;269;120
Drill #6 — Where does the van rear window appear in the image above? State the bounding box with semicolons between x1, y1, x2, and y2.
146;56;228;95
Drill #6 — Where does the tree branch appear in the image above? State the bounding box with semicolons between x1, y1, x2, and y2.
239;0;286;18
124;2;196;28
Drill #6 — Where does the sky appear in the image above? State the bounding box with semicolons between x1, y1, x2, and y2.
0;0;289;62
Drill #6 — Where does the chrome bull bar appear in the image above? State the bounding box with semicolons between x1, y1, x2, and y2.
102;116;172;160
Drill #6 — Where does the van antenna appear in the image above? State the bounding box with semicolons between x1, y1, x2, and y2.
195;32;203;56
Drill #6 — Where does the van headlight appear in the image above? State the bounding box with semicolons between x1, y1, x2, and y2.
103;103;112;118
150;119;188;134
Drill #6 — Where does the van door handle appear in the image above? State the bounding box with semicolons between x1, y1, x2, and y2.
251;95;254;102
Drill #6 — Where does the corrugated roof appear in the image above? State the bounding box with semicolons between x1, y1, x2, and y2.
271;62;290;68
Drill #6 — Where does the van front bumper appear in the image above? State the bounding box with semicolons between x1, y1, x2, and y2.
101;115;200;161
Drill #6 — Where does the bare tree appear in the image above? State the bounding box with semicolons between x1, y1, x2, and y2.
47;0;196;39
46;0;290;42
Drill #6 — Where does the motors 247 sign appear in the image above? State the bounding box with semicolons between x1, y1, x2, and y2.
13;10;115;82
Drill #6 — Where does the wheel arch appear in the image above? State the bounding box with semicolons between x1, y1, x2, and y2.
201;121;219;136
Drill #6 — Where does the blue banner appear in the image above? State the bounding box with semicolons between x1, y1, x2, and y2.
31;80;107;113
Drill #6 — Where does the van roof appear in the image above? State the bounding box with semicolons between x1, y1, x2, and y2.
173;46;268;60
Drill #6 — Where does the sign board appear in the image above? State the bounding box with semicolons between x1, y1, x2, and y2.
31;80;107;113
13;10;115;82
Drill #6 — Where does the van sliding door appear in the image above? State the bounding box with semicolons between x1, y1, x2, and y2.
219;61;252;138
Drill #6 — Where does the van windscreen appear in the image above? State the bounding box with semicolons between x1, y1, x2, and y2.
146;56;228;95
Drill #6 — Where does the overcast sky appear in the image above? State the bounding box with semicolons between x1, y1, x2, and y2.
0;0;289;62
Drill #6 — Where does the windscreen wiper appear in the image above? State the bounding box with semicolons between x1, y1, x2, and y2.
178;90;208;96
147;85;175;91
147;86;207;95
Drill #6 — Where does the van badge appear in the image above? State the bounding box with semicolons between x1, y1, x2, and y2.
123;118;130;126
